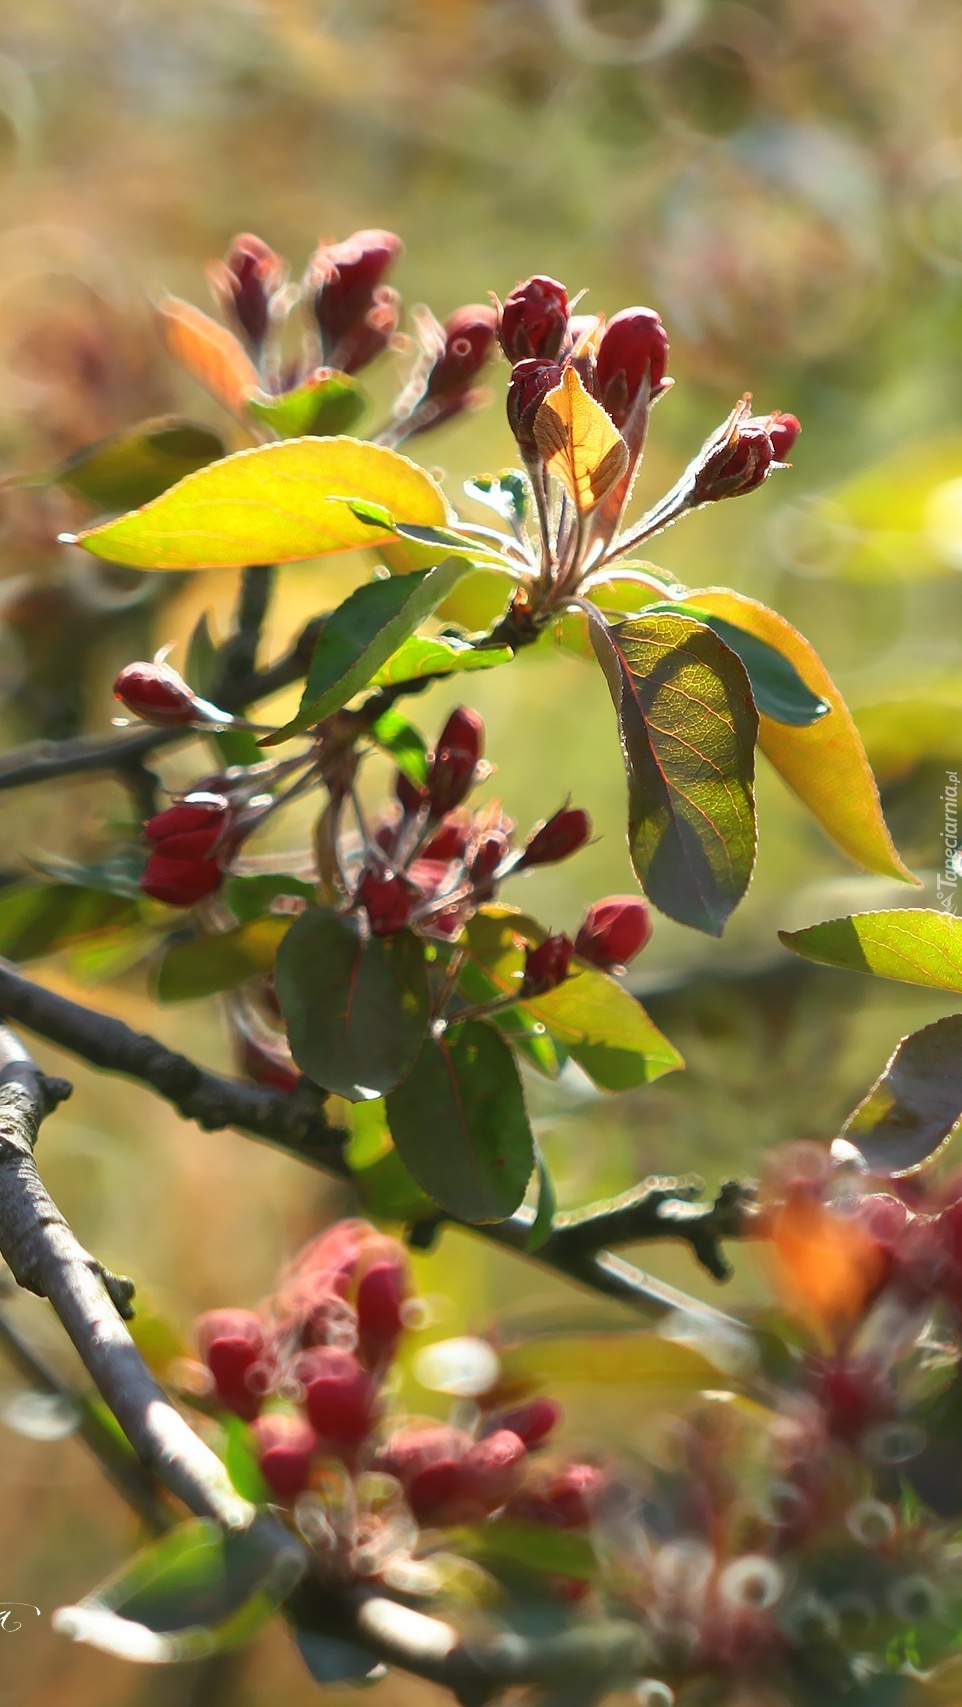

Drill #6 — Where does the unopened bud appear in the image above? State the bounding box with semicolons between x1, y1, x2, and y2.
756;411;800;461
297;1347;378;1450
574;896;652;971
422;818;472;862
507;359;564;457
141;793;234;907
309;229;403;360
114;660;225;728
195;1309;266;1421
207;233;284;353
499;276;569;363
509;1463;604;1529
517;807;591;869
253;1412;317;1500
469;830;508;886
522;933;573;997
426;305;498;398
427;707;485;818
692;409;777;504
491;1396;562;1447
595;307;670;427
356;1252;410;1364
358;865;418;936
396;769;429;816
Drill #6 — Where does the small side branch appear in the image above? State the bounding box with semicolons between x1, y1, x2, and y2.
0;1026;250;1527
548;1176;760;1281
0;961;347;1170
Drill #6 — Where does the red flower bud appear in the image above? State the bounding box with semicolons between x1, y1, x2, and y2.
506;359;564;456
309;229;403;359
358;865;418;936
396;769;429;816
518;807;591;869
809;1354;892;1445
332;286;401;377
499;276;569;363
195;1309;266;1421
253;1412;318;1500
278;1221;369;1317
510;1463;604;1529
692;420;775;503
297;1347;378;1450
237;1028;301;1094
522;933;573;997
492;1396;562;1447
425;305;498;398
469;830;508;886
356;1254;409;1364
141;794;234;907
140;855;224;907
755;411;800;462
378;1423;523;1525
422;818;472;862
114;661;205;727
427;707;485;818
574;896;652;971
207;233;284;353
595;307;669;426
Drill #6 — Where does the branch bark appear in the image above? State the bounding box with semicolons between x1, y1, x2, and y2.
0;1025;252;1528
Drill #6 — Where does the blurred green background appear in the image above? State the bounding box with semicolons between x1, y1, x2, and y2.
1;0;962;1701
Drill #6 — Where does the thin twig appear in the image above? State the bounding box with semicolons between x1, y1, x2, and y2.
217;563;276;700
0;963;747;1327
0;1025;251;1527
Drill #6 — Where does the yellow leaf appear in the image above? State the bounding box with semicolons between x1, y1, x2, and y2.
534;366;628;515
684;588;916;884
155;295;260;418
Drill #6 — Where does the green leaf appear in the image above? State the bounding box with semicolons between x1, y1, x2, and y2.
369;632;513;688
345;1100;436;1222
265;559;479;743
464;470;530;527
275;908;430;1102
247;371;365;439
0;880;148;964
70;437;449;570
527;1149;557;1252
295;1630;383;1685
368;705;429;786
461;1518;596;1581
222;873;317;923
834;1015;962;1176
222;1414;271;1505
32;849;148;899
53;1517;305;1663
350;504;519;573
155;916;291;1002
498;1331;723;1390
588;608;758;936
454;940;562;1077
385;1019;534;1222
463;909;683;1090
646;603;829;727
22;417;225;511
779;909;962;991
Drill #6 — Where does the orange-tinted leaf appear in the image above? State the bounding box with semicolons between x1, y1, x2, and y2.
155;296;259;417
769;1197;884;1337
534;367;628;515
685;588;915;883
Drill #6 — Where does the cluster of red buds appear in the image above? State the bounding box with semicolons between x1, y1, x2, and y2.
188;1220;604;1568
306;228;403;376
207;232;286;358
141;793;241;907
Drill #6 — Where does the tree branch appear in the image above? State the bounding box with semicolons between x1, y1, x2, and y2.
0;1024;252;1528
0;962;749;1329
0;616;324;796
548;1176;761;1282
217;563;276;701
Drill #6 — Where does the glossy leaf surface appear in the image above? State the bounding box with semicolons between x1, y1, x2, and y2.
275;908;430;1102
686;588;914;882
780;909;962;991
834;1015;962;1176
72;437;449;570
53;1517;304;1663
266;559;478;742
385;1019;534;1221
589;609;757;936
28;417;225;511
534;366;628;514
247;371;365;439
